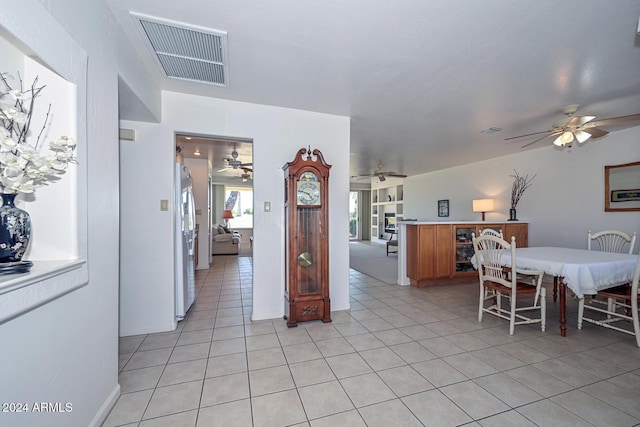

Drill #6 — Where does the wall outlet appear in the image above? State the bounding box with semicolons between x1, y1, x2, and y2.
160;199;168;211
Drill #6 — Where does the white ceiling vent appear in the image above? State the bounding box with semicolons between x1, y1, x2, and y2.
134;14;228;87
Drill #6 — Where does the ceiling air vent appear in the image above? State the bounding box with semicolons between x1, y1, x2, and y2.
135;15;228;87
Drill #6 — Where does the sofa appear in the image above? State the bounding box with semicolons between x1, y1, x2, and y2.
212;224;241;255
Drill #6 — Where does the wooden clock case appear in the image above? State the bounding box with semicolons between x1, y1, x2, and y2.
283;147;331;327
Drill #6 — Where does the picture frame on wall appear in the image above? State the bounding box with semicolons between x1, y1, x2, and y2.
438;199;449;217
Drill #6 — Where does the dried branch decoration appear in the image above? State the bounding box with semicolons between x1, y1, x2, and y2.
510;170;536;209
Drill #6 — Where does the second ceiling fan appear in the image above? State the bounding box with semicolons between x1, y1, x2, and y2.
218;148;252;172
359;164;407;182
505;105;640;148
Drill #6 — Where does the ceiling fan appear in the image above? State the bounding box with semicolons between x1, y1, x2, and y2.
505;105;640;148
358;164;407;182
217;148;252;172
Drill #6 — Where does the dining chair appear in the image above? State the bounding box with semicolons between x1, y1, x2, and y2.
479;228;503;238
386;231;398;256
551;230;637;302
472;233;546;335
577;254;640;347
588;230;637;254
586;230;637;312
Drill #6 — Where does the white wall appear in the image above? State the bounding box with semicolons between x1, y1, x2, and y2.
120;92;351;331
0;1;123;426
404;129;640;252
184;157;210;270
120;120;177;335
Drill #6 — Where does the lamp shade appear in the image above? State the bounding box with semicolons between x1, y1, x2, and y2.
472;199;495;213
222;209;234;220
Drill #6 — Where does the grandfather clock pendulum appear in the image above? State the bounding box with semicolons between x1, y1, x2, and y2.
283;147;331;327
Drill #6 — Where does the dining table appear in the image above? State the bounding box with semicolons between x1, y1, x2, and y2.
472;247;638;336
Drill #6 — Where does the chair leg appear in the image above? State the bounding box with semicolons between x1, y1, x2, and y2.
632;296;640;348
509;291;516;335
553;276;558;302
478;286;484;322
540;287;546;332
577;297;584;330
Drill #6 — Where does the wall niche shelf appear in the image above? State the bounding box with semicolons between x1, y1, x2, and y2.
0;8;89;326
370;177;404;244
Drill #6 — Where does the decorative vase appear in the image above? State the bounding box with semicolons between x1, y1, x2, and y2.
509;208;517;221
0;193;31;263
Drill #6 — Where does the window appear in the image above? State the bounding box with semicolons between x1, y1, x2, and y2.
349;191;358;239
225;187;253;228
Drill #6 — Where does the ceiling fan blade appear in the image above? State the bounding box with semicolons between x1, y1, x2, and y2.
241;162;253;167
217;167;231;172
521;131;561;148
588;113;640;128
504;129;554;141
386;173;408;178
565;115;595;128
582;128;609;139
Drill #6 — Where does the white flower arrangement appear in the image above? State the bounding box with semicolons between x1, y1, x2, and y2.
0;72;76;194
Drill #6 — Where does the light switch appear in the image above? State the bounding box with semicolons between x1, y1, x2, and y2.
264;201;271;212
160;199;168;211
195;209;202;215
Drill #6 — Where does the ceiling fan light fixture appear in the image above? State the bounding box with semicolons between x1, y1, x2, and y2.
574;130;592;143
194;147;201;156
554;130;575;146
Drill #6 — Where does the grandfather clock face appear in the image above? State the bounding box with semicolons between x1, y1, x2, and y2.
297;171;321;206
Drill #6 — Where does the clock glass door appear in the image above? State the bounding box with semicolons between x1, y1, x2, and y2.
296;207;321;295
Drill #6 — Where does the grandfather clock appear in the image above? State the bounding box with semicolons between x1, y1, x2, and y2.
283;147;331;327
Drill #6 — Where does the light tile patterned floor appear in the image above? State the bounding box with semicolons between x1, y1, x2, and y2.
105;255;640;427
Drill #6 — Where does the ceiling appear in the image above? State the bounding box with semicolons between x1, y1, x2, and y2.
107;0;640;182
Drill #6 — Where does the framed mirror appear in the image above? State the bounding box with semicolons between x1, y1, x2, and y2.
605;161;640;212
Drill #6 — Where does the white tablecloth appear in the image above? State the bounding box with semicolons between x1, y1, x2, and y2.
472;247;638;298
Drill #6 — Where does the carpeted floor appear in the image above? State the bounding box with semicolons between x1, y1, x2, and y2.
349;240;398;284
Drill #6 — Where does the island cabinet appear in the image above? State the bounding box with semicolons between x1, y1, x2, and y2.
405;222;528;287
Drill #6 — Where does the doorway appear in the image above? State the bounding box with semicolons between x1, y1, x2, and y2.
176;134;254;263
349;191;358;240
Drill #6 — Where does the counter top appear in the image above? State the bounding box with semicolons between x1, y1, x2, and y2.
399;220;529;225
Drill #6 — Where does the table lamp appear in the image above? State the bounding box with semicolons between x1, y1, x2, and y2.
472;199;494;221
222;209;234;227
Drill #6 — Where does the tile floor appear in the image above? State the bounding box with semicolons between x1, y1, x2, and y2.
105;255;640;427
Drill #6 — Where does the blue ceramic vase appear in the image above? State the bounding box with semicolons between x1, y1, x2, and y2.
0;193;31;262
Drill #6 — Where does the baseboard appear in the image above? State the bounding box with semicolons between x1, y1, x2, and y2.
251;309;284;322
88;383;120;427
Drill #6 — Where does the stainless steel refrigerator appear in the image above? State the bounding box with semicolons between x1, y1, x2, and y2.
175;162;196;320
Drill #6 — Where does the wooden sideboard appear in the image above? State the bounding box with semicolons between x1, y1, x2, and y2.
405;222;528;287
